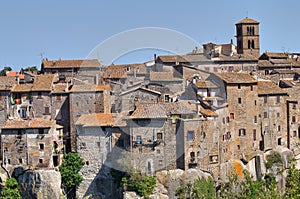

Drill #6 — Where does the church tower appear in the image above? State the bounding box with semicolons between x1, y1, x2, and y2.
235;17;260;57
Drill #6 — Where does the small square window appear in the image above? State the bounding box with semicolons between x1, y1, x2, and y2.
44;107;50;115
39;143;44;150
250;85;253;91
239;129;246;136
230;113;234;120
238;98;242;104
264;112;268;118
39;159;43;164
254;100;257;106
38;92;42;99
276;96;280;103
278;125;281;132
237;145;240;150
254;116;257;123
238;84;241;89
56;94;61;101
292;116;296;123
277;113;280;118
188;131;194;141
157;133;163;140
19;158;23;164
292;104;296;109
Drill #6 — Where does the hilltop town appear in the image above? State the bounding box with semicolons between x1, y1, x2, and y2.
0;17;300;198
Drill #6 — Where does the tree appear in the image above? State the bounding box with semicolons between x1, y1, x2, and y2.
59;152;85;196
123;172;156;199
0;66;12;76
176;177;215;199
284;158;300;199
23;66;38;73
1;178;21;199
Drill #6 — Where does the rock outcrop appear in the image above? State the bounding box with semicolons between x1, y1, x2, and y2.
12;167;63;199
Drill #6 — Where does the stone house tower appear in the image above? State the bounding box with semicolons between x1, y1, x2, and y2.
235;17;260;57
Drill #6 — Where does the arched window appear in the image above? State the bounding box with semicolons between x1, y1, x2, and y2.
251;40;255;49
248;40;251;49
247;27;250;35
252;27;255;35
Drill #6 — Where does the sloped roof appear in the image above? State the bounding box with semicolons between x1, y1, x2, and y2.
157;54;209;63
6;71;24;79
258;81;287;95
11;84;32;92
130;102;195;119
31;74;55;91
150;72;182;82
260;52;289;60
75;113;126;127
195;80;218;89
236;17;259;25
0;76;16;90
52;83;68;93
2;118;55;129
69;84;110;92
42;59;101;69
101;65;127;79
215;72;257;84
181;100;218;117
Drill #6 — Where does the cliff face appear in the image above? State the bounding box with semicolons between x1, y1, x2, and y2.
12;167;63;199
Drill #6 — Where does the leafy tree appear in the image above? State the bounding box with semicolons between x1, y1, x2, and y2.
284;158;300;199
265;152;282;169
123;172;156;199
59;152;85;195
1;178;21;199
23;66;38;73
176;177;215;199
0;66;12;76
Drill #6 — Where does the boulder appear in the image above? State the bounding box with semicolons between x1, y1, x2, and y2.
12;167;63;199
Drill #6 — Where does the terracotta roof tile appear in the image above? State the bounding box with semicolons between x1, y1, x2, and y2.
157;54;209;63
42;59;101;69
130;102;195;119
195;80;218;89
52;83;68;93
0;76;16;90
215;72;257;84
31;74;55;91
180;100;218;117
69;84;110;92
6;71;24;79
236;17;259;24
150;72;182;82
2;118;55;129
258;81;287;95
76;113;126;127
11;84;32;92
101;65;127;79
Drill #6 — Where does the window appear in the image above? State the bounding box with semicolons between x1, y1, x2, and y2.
164;94;170;102
226;116;230;123
254;100;257;106
264;112;268;118
292;116;296;123
250;85;253;91
44;107;50;115
86;161;89;165
251;40;255;49
39;159;43;164
239;129;246;136
157;133;163;140
278;125;281;132
278;138;282;146
276;96;280;103
159;160;163;165
238;84;241;89
210;155;218;163
293;104;297;109
253;129;256;141
254;116;257;123
230;113;234;120
38;92;42;99
157;149;161;154
238;98;242;104
19;158;23;164
277;113;280;118
237;145;240;150
264;96;267;103
80;142;86;149
39;143;44;150
188;131;194;141
56;94;61;101
222;117;225;124
136;135;142;144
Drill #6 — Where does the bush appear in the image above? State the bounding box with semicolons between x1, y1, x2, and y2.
125;172;156;198
1;178;21;199
266;152;282;169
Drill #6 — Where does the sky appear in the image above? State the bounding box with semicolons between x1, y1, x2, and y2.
0;0;299;70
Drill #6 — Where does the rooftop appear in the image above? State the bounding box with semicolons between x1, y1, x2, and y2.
76;113;126;127
69;84;110;92
236;17;259;25
258;80;287;95
215;72;257;84
2;118;55;129
42;59;101;69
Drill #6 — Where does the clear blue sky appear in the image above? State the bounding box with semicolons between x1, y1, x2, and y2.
0;0;299;70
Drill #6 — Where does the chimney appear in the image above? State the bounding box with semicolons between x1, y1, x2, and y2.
154;54;157;63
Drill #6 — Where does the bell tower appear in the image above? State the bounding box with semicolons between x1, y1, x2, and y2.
235;17;260;57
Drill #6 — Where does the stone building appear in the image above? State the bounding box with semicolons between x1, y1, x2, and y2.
75;113;127;198
127;102;195;174
69;84;111;151
0;76;16;127
41;59;101;83
1;118;63;168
